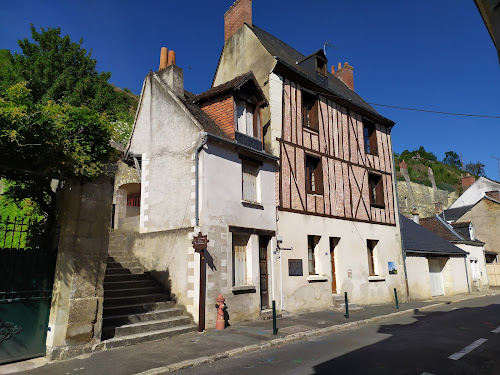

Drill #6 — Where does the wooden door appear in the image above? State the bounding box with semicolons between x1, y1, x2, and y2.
428;258;444;297
330;237;339;293
259;237;269;310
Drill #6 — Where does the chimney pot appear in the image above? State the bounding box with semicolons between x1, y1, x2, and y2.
333;62;354;90
338;62;342;70
331;65;335;74
159;47;168;70
167;50;176;67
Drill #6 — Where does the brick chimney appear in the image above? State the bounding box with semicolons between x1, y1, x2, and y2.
224;0;252;43
399;160;408;170
485;190;500;200
157;47;183;97
461;173;475;190
332;62;354;90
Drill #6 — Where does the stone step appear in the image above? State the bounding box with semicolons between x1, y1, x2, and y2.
107;252;135;258
104;286;163;298
107;255;136;263
105;267;144;275
106;261;142;269
98;325;196;350
103;293;170;308
103;308;184;327
107;316;192;338
103;301;175;317
104;273;151;282
103;279;156;290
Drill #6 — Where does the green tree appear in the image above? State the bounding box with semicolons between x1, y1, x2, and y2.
443;151;462;169
465;162;486;177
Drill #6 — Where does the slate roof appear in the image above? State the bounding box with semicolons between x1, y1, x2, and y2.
451;222;472;240
193;72;267;106
400;215;467;256
440;205;474;222
250;25;392;124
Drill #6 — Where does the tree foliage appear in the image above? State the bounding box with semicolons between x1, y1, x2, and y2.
0;25;137;219
443;151;462;169
399;146;437;162
465;162;486;177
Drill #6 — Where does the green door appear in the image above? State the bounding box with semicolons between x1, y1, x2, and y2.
0;217;58;364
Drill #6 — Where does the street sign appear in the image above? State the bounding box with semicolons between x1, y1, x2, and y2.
192;232;209;252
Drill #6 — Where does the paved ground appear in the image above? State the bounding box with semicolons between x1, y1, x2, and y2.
176;294;500;375
1;290;498;375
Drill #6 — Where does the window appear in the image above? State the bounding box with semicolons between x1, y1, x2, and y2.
302;90;319;130
363;119;378;155
308;235;320;275
305;155;323;195
368;173;384;207
242;161;259;203
232;234;249;286
367;239;378;276
316;57;327;76
236;99;260;139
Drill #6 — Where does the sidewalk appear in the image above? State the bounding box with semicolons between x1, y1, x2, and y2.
2;290;499;375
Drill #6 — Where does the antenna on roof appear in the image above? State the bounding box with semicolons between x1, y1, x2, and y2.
323;41;335;57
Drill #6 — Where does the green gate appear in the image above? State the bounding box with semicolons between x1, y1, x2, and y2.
0;216;58;364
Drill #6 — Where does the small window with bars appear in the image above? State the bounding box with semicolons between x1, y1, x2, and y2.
242;161;259;203
308;235;320;275
305;155;323;195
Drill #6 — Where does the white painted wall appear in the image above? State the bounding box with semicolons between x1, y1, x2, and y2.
277;211;407;310
456;243;489;290
450;177;500;208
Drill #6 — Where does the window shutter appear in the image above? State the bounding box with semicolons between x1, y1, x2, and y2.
253;106;260;140
315;159;324;194
369;129;378;156
233;235;248;286
376;177;384;206
236;100;246;134
242;162;258;202
311;99;319;130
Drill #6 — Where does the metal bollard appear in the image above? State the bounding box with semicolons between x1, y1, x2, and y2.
394;288;399;309
344;292;349;319
272;300;278;335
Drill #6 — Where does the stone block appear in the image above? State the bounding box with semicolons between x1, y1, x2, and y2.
67;297;98;325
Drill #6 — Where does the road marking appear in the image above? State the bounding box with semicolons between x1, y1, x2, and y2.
492;325;500;333
449;338;488;360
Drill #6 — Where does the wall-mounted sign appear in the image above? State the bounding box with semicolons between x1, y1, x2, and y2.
192;232;209;252
288;259;303;276
388;262;397;275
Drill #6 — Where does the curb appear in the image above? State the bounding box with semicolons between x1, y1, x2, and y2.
134;292;497;374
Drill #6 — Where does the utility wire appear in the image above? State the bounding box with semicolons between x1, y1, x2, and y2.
368;103;500;119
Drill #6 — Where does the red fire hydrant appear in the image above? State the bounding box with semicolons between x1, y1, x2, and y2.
215;294;226;330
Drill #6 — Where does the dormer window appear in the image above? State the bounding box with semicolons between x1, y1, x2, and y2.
236;99;260;139
302;90;319;131
316;57;327;76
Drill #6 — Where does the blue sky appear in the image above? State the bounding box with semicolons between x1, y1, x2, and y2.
1;0;499;178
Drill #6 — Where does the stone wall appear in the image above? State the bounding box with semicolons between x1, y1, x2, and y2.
46;172;114;360
397;179;458;219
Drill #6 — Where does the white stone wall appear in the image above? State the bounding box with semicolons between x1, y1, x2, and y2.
456;243;489;290
276;211;407;311
450;177;500;208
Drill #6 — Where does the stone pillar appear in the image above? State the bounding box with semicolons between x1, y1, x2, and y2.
46;174;113;360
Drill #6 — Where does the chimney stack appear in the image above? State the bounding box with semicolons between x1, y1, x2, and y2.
411;207;419;224
333;62;354;90
224;0;252;43
399;160;408;170
485;190;500;201
461;173;475;191
157;47;183;97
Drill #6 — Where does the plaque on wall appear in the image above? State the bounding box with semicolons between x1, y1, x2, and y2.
288;259;303;276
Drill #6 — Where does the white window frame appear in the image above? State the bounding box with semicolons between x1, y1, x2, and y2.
235;99;260;139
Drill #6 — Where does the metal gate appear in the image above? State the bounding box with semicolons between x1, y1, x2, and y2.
0;216;58;364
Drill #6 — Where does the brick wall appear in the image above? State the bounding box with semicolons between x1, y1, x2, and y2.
201;96;235;139
224;0;252;42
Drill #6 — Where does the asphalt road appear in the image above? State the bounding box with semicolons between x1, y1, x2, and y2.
176;295;500;375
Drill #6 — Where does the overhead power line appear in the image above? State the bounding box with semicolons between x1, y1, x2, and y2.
368;103;500;119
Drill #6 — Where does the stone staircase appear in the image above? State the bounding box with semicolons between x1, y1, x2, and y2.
99;235;196;350
332;294;364;312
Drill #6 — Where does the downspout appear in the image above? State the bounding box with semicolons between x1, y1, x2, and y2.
464;256;471;293
195;132;208;227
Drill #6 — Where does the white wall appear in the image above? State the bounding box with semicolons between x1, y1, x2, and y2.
456;243;489;289
450;177;500;208
277;211;407;310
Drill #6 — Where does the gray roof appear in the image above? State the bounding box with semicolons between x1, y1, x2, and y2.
440;205;474;222
400;215;467;256
251;25;393;125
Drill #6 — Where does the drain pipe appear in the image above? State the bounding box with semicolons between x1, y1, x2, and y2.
464;255;471;293
195;132;208;227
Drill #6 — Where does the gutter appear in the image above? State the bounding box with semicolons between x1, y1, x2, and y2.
195;132;208;227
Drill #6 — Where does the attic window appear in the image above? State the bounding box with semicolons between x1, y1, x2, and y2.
236;99;261;139
302;91;319;131
316;57;327;76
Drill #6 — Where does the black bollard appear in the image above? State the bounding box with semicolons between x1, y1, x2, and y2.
344;292;349;319
272;300;278;335
394;288;399;309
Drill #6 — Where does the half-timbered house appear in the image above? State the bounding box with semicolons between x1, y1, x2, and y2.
213;0;408;310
